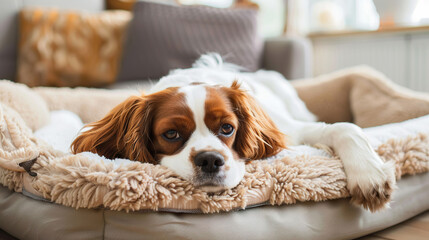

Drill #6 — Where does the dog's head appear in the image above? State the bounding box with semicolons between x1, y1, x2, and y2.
71;82;286;192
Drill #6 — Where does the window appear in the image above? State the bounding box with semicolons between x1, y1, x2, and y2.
307;0;379;33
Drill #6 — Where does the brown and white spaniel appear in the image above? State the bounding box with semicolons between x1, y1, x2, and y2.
72;54;395;211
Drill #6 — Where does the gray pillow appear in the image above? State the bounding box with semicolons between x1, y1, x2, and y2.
117;1;263;82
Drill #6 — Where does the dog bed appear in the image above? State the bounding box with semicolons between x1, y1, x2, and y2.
1;66;429;239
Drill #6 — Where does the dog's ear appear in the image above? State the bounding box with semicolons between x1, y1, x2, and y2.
223;81;286;160
71;95;156;164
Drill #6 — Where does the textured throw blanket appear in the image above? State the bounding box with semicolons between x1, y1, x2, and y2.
1;66;429;213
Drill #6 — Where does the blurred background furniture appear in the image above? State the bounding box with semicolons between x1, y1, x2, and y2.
285;0;429;92
0;0;312;87
310;27;429;92
0;0;105;82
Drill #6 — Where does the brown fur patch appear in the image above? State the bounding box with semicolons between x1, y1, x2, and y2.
204;86;238;149
219;81;287;160
151;91;195;156
71;88;195;164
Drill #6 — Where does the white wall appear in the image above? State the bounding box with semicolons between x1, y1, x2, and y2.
312;30;429;92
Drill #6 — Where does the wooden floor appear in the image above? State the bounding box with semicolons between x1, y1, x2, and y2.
359;210;429;240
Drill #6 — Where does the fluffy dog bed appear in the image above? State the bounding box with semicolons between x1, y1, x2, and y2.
1;66;429;239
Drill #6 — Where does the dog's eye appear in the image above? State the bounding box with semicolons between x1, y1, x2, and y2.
219;124;234;136
163;130;181;141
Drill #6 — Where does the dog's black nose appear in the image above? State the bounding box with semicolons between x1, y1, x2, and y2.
193;151;225;173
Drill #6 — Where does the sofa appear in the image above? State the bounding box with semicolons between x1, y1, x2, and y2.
0;0;313;85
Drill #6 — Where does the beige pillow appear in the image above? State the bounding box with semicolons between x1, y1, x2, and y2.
17;8;131;87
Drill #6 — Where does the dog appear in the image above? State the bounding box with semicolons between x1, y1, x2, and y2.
72;54;396;212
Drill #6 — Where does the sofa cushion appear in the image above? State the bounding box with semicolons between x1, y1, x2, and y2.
117;1;263;82
0;0;105;81
16;8;131;87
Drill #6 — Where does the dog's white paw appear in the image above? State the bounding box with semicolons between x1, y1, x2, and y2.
347;160;396;212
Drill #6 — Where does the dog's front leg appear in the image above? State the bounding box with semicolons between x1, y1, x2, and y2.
288;121;396;212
